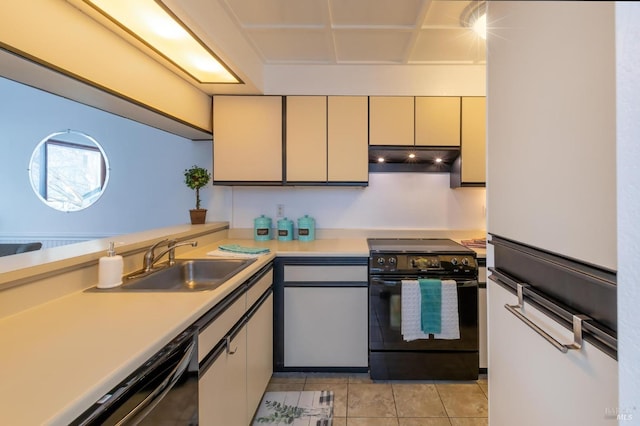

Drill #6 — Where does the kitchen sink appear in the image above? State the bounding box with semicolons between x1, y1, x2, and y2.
96;258;256;292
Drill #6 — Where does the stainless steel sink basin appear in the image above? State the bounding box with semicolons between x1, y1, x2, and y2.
100;258;256;292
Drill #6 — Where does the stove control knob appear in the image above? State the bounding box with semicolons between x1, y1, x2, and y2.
451;257;459;266
462;257;469;266
377;257;385;265
388;257;397;264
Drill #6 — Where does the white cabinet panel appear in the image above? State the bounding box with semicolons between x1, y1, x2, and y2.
247;294;273;421
247;270;273;308
199;327;248;426
327;96;368;182
213;96;282;182
283;265;368;282
488;280;617;426
284;287;368;367
369;96;414;146
197;295;245;363
286;96;327;182
415;97;460;147
198;267;273;425
460;97;486;184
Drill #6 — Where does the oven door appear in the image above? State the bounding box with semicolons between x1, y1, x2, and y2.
369;276;478;351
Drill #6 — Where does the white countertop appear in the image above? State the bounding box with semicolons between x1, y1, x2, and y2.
0;238;369;426
0;235;483;425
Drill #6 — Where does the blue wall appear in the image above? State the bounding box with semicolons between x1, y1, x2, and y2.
0;77;227;241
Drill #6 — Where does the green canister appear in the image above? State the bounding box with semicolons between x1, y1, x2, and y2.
254;215;272;241
277;217;294;241
297;215;315;241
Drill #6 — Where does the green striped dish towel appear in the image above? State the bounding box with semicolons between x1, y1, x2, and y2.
419;278;442;334
218;244;270;255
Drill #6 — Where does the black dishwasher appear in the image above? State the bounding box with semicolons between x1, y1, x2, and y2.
71;327;198;426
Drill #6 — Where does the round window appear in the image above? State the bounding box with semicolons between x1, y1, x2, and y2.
28;130;110;212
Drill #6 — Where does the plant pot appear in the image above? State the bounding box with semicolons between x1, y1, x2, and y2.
189;209;207;225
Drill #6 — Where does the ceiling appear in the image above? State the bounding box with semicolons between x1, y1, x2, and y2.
161;0;486;94
215;0;486;65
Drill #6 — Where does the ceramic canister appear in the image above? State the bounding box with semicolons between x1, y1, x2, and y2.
297;215;315;241
277;217;294;241
254;215;272;241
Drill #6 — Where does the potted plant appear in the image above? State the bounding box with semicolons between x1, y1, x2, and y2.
184;165;211;224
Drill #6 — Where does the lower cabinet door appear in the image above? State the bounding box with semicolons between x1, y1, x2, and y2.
488;280;618;425
247;294;274;420
199;327;247;426
284;286;368;367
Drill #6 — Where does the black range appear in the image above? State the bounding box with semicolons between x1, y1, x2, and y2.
368;238;479;380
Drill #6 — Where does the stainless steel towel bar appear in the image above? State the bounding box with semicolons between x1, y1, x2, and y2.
505;283;591;353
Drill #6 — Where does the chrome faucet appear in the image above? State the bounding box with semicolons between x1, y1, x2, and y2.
142;239;198;272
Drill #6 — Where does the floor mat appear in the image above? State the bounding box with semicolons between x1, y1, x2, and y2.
252;390;334;425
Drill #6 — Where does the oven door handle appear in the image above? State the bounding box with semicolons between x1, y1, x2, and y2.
371;277;478;287
370;277;403;286
115;339;196;425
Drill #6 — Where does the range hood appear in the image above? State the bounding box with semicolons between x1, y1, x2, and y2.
368;146;460;173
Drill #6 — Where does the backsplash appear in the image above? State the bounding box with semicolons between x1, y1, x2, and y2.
230;173;486;231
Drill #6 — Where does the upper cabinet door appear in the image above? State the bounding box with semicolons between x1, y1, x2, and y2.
327;96;369;183
286;96;327;182
415;97;461;146
369;97;414;146
213;96;282;182
460;97;486;183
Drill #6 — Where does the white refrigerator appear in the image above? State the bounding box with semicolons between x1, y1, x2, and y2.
486;2;619;425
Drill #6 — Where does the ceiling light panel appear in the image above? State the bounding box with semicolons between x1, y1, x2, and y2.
82;0;239;83
423;0;471;26
224;0;327;26
330;0;423;26
410;28;485;63
334;30;412;63
246;29;333;63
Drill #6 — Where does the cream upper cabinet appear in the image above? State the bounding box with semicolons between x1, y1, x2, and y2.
327;96;369;183
286;96;327;182
460;97;486;183
415;97;461;146
369;97;414;146
450;97;486;187
213;96;282;182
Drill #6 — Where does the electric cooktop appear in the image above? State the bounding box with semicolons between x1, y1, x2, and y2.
367;238;473;254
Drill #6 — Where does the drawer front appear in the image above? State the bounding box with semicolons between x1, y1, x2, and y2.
247;270;273;308
284;265;368;282
198;294;246;362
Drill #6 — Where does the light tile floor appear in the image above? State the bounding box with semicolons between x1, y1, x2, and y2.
263;373;488;426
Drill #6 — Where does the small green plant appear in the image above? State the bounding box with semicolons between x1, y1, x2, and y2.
184;165;211;209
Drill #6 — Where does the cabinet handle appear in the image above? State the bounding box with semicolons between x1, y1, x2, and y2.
225;336;238;355
505;283;590;353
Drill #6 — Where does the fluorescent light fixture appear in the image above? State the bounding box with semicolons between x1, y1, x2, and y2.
82;0;240;84
461;1;487;40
